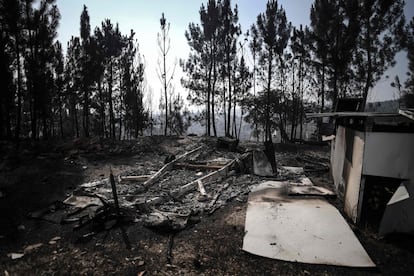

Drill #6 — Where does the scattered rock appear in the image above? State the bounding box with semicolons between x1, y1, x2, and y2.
23;243;43;254
49;236;61;245
17;225;25;231
7;253;24;260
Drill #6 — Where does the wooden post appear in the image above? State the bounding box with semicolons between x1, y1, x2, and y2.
109;167;120;216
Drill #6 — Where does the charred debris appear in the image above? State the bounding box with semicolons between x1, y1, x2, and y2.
20;136;329;246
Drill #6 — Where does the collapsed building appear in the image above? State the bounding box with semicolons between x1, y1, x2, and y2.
307;108;414;235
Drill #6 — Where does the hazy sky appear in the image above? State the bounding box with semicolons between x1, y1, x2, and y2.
56;0;414;107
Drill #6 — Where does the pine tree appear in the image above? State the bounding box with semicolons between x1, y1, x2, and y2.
234;55;252;139
157;13;176;136
65;36;82;138
403;17;414;106
96;19;124;139
0;16;14;139
121;30;147;138
89;29;106;137
182;9;211;135
220;0;240;137
80;5;91;137
200;0;221;136
1;0;24;140
355;0;405;110
310;0;333;111
52;41;65;138
253;0;290;143
24;0;61;139
248;25;262;140
310;0;360;111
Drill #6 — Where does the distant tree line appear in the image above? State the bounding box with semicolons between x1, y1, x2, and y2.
0;0;147;141
181;0;412;142
1;0;413;142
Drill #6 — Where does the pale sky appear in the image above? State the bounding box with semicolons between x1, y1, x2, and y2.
56;0;414;107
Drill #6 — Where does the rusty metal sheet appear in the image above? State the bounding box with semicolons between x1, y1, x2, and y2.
243;181;375;267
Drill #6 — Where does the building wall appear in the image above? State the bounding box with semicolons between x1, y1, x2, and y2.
363;132;414;185
331;126;414;229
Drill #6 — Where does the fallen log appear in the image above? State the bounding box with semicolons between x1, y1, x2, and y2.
109;168;121;216
119;175;151;182
143;145;204;189
208;183;230;210
171;153;250;199
145;153;250;205
173;163;224;170
167;234;174;264
197;180;207;196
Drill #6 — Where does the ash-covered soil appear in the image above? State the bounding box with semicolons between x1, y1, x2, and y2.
0;136;413;275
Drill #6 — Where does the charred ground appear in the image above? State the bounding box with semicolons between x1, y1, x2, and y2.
0;137;413;275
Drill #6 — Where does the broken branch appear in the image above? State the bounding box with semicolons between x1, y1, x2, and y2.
143;145;204;189
119;175;151;182
197;180;207;196
167;234;174;264
173;163;224;170
109;168;121;216
171;153;250;199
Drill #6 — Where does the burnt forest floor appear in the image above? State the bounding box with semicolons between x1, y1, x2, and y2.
0;136;413;275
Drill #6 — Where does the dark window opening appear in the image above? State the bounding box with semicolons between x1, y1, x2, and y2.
359;175;403;232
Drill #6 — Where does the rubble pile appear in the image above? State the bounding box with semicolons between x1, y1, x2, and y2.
22;137;334;251
25;139;269;240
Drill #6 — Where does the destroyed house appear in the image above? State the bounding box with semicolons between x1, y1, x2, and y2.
307;109;414;235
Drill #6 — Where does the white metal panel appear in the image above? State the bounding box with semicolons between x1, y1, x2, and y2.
363;132;414;182
243;181;375;267
343;130;365;223
252;150;273;177
379;182;414;235
331;126;346;194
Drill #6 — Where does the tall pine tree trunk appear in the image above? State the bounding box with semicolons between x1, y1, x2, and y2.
59;100;64;138
118;73;123;140
163;31;168;136
238;108;243;140
227;57;232;137
223;77;226;136
290;64;295;141
233;101;237;138
211;50;217;137
31;96;37;139
265;51;273;142
252;50;258;142
109;59;115;139
205;66;210;136
83;88;89;137
207;55;213;136
332;68;338;111
321;64;325;112
98;80;105;137
299;57;303;140
74;108;79;138
15;39;22;141
361;18;372;112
